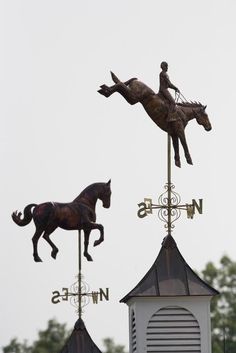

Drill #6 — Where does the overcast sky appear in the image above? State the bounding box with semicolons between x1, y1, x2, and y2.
1;0;236;350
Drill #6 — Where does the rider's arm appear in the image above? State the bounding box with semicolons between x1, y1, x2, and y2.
165;73;179;92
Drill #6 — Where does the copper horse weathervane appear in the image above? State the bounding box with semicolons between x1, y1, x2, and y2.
98;63;212;236
12;181;111;262
98;70;212;167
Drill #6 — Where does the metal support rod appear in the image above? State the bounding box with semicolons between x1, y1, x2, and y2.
78;230;82;319
167;134;172;234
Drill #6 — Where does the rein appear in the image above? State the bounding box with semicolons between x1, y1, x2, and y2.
175;90;189;104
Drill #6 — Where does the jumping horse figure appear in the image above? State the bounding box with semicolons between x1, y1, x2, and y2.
12;181;111;262
98;72;212;167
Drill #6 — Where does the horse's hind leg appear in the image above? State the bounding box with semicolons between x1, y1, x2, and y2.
98;77;138;105
98;82;138;105
83;229;93;262
42;226;59;260
115;82;139;105
32;228;44;262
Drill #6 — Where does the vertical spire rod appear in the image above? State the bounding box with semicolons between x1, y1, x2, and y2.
167;134;172;234
78;229;82;318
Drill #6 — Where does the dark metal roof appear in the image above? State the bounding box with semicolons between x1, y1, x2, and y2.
120;234;219;303
60;318;102;353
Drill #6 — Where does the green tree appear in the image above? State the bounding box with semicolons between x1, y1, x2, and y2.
3;338;32;353
3;319;69;353
2;321;127;353
102;338;127;353
202;255;236;353
31;319;69;353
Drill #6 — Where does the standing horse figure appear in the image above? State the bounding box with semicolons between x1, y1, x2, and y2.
12;181;111;262
98;72;212;167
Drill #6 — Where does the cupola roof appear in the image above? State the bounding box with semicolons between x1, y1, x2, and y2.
60;318;102;353
120;234;219;303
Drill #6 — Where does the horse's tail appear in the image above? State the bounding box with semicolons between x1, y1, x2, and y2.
110;71;120;83
12;203;37;226
110;71;137;86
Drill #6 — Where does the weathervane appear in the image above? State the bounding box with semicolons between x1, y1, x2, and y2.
137;134;203;234
12;180;112;318
98;70;211;168
12;181;111;262
98;66;210;233
51;230;109;318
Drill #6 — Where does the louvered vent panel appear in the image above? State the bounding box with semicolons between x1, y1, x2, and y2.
146;306;201;353
131;311;137;353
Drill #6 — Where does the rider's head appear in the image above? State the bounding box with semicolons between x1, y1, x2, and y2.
161;61;168;71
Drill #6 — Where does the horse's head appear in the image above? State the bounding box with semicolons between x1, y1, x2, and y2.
194;105;212;131
99;180;111;208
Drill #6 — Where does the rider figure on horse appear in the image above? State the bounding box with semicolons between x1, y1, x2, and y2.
158;61;180;122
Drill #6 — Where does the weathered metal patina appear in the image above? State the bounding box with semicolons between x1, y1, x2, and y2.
98;72;211;167
12;181;111;262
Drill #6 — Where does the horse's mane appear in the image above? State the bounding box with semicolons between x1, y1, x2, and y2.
177;101;204;109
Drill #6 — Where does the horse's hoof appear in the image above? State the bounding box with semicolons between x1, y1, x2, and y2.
84;253;93;261
98;85;111;98
51;249;59;259
187;158;193;165
175;160;181;168
34;256;43;262
94;240;101;247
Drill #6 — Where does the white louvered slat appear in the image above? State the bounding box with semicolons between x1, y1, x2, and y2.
146;306;201;353
147;333;200;340
147;327;200;334
151;315;195;321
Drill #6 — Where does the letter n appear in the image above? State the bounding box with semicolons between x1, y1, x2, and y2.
192;199;203;214
99;288;109;301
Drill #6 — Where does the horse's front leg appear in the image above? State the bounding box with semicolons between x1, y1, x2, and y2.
93;222;104;247
84;222;104;247
83;229;93;262
178;130;193;165
171;134;181;168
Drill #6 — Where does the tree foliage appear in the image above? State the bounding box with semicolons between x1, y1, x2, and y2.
2;320;127;353
31;319;69;353
102;338;127;353
2;338;32;353
202;255;236;353
3;319;69;353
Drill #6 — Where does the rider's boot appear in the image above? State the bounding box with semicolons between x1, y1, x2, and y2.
167;104;179;122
